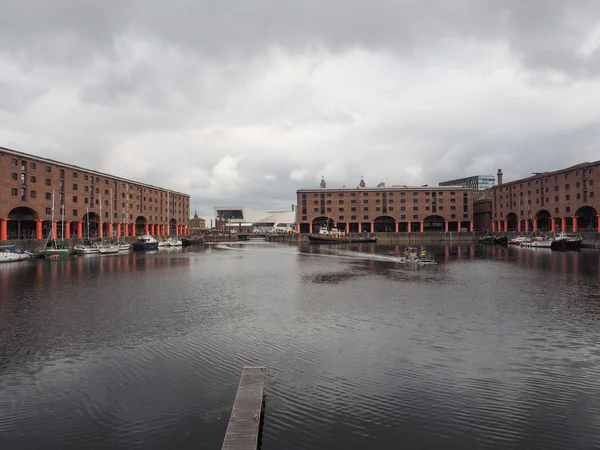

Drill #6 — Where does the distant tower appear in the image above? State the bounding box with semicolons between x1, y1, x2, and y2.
497;169;503;186
193;209;199;220
320;176;327;188
359;176;366;188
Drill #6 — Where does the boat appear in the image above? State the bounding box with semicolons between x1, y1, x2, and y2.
157;239;171;247
132;234;159;250
403;246;436;265
74;239;100;254
478;233;508;245
308;226;377;244
550;232;582;251
508;235;530;246
168;237;183;247
117;242;131;251
0;245;31;263
520;234;553;248
44;191;71;259
98;243;119;254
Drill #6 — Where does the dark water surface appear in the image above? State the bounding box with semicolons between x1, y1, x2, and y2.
1;243;600;449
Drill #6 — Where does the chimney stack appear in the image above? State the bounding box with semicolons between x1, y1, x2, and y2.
497;169;503;186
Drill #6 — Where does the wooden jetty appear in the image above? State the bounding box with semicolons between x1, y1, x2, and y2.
222;366;266;450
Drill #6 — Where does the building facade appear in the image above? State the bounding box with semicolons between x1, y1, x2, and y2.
439;174;496;191
0;147;190;241
490;164;600;232
296;179;474;233
213;206;296;232
473;190;492;231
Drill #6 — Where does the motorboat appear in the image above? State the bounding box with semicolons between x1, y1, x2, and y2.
0;245;31;263
550;232;582;251
157;239;171;247
132;235;159;251
478;233;507;245
308;226;377;244
117;242;131;251
168;238;183;247
403;246;436;265
98;244;119;254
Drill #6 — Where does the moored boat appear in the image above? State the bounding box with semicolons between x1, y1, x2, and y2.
132;235;159;250
308;226;377;244
0;245;31;263
550;232;582;251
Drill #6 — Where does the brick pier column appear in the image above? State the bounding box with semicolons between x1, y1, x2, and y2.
116;223;121;237
370;221;374;233
597;215;600;233
132;224;136;237
533;218;538;231
65;221;71;239
551;218;556;232
124;223;129;237
52;220;58;239
525;220;529;232
296;224;300;233
420;221;424;233
470;221;474;232
561;217;566;232
144;223;149;235
309;223;313;233
0;218;7;241
98;221;103;238
395;221;399;232
407;222;411;233
517;220;522;232
77;221;83;238
504;220;508;232
572;216;578;232
444;221;449;232
36;220;43;239
492;221;496;232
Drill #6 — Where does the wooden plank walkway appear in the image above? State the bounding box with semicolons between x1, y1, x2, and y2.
222;366;266;450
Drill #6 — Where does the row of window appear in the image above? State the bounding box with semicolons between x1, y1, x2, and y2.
310;204;466;213
301;214;469;221
497;192;595;208
497;167;596;192
313;197;464;205
10;159;188;203
304;191;464;198
498;180;595;200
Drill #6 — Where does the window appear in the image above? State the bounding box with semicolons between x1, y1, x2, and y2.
11;188;18;196
577;193;581;199
351;207;356;212
45;166;51;173
376;207;380;211
73;196;78;203
73;184;78;190
413;206;418;211
45;192;51;200
30;191;36;198
363;192;368;196
451;214;456;219
60;169;64;179
95;177;99;182
339;207;344;212
351;215;356;220
566;206;571;212
363;215;369;220
105;189;109;195
314;208;318;212
30;162;36;169
84;175;89;181
555;207;559;213
11;158;18;166
45;178;51;185
565;195;570;200
565;184;570;189
363;199;368;204
73;210;78;216
11;173;17;180
413;214;418;219
351;193;356;196
84;198;89;204
413;198;418;203
30;176;36;183
46;207;51;214
591;192;595;198
339;216;344;220
363;207;369;211
555;196;559;201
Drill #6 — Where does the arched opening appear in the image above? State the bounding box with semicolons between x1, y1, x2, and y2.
136;216;148;236
299;223;311;233
423;215;445;232
373;216;395;232
82;212;101;238
535;210;552;231
7;207;39;240
169;218;177;235
575;206;598;230
311;216;333;232
506;213;518;231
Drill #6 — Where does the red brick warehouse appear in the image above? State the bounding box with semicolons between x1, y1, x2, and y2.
296;178;474;233
0;147;191;241
491;164;600;233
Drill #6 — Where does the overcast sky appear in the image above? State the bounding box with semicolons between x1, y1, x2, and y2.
2;1;600;220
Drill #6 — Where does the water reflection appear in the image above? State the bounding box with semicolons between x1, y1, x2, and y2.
1;243;600;450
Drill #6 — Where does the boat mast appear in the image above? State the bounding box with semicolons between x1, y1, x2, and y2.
99;193;102;240
86;207;90;239
167;190;170;236
110;189;113;237
44;190;55;249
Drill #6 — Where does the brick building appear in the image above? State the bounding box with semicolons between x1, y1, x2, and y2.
473;190;492;231
296;178;474;233
491;164;600;232
0;147;190;241
189;210;206;235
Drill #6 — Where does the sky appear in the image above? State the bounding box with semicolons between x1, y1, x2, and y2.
1;1;600;221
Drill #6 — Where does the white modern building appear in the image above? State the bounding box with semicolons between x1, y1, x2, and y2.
213;206;296;232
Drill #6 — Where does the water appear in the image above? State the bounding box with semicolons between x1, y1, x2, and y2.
1;243;600;449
